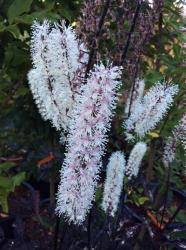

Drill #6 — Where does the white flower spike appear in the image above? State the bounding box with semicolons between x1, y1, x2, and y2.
126;142;147;180
28;20;88;131
102;151;126;217
56;63;122;224
124;82;179;138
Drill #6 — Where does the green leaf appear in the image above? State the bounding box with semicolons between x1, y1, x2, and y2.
0;161;16;173
0;22;5;32
7;0;33;24
5;43;28;66
0;193;9;213
14;10;60;24
0;172;25;213
148;131;160;138
44;0;55;10
5;24;20;38
12;172;26;187
144;70;163;87
0;172;25;190
138;196;149;205
15;86;29;97
0;176;14;190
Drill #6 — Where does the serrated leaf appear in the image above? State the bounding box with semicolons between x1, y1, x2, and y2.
5;24;20;38
0;161;16;173
7;0;33;24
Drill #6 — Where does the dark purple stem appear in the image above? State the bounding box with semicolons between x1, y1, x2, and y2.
120;1;141;65
87;209;92;250
163;199;186;232
160;165;171;229
54;216;60;250
84;0;111;78
127;57;140;117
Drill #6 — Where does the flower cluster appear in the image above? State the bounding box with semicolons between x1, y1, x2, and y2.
28;20;88;132
102;151;126;217
163;113;186;166
56;63;122;224
125;142;147;180
124;82;179;139
28;18;181;227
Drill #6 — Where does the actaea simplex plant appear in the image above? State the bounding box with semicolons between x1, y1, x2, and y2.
28;0;185;248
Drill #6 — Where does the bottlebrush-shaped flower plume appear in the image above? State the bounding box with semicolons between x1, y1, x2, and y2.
124;82;179;138
28;20;88;131
28;20;60;128
125;79;145;116
102;151;126;217
163;113;186;166
125;142;147;180
56;63;122;224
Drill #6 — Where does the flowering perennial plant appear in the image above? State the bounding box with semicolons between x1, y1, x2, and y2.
28;20;88;131
56;63;122;224
124;82;179;139
125;142;147;180
102;151;126;216
27;15;181;227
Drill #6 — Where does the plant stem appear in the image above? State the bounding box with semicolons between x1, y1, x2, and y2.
54;217;60;250
58;223;68;250
133;226;146;250
127;58;140;118
146;140;156;182
87;209;92;250
156;12;163;71
49;176;55;211
163;199;186;231
160;165;171;228
120;0;141;65
85;0;111;78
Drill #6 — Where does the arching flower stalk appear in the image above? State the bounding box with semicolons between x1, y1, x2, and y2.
124;82;179;139
28;20;88;132
125;142;147;180
163;113;186;166
56;63;122;224
102;151;126;217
